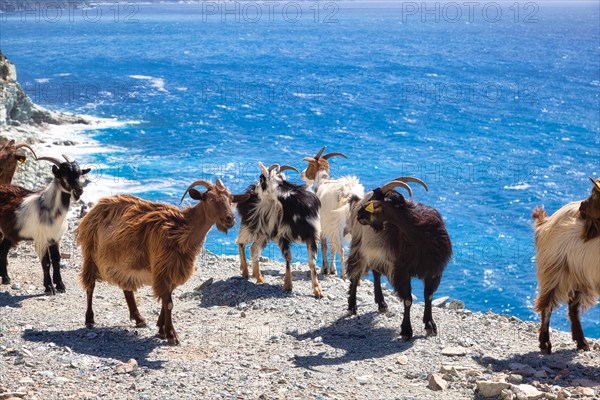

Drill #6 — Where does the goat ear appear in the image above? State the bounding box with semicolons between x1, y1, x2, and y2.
81;168;91;175
188;188;204;201
232;193;251;203
51;165;60;177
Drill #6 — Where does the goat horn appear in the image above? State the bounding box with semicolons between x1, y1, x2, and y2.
314;146;326;159
62;154;73;163
14;142;38;159
37;156;63;167
380;180;413;197
278;165;299;174
322;152;348;160
180;179;213;204
1;139;15;150
268;164;280;173
390;176;429;192
591;176;600;191
215;178;225;189
303;157;315;163
258;161;269;177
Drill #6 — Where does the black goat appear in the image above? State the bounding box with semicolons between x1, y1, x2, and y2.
347;177;452;340
236;162;323;298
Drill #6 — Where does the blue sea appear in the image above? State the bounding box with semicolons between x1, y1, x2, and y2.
1;1;599;337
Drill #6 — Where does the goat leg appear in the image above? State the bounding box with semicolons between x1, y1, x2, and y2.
157;305;166;339
41;249;55;295
85;282;95;328
49;243;65;293
0;238;11;284
307;239;323;298
423;275;441;336
320;235;329;275
250;240;266;284
373;271;388;313
538;308;553;354
339;247;346;280
124;290;147;327
279;239;293;292
393;268;413;340
161;293;179;345
568;295;590;351
238;243;249;279
347;276;360;315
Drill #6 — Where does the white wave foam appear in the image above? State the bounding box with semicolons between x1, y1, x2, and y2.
129;75;167;92
503;183;530;190
34;78;50;83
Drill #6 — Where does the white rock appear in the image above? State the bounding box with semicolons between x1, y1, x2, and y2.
441;346;467;356
477;381;510;398
512;384;544;400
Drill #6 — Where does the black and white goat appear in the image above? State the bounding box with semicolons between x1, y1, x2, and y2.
347;177;452;340
236;162;323;298
0;155;90;294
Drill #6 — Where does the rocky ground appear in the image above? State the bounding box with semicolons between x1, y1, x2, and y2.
0;217;599;400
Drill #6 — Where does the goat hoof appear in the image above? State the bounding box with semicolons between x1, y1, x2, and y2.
400;328;413;340
378;302;388;313
135;320;147;328
576;341;590;351
44;286;56;295
167;337;180;345
85;322;95;329
157;332;166;339
255;276;265;284
347;306;357;316
539;342;552;354
55;284;66;293
400;335;412;341
425;322;438;336
1;276;10;284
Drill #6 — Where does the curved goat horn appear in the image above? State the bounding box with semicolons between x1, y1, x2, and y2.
62;154;73;163
258;161;269;177
1;139;15;150
322;152;347;160
390;176;429;192
380;180;413;197
302;157;315;163
180;179;213;204
215;178;225;190
37;156;63;167
268;164;280;173
314;146;326;159
14;142;38;159
278;165;299;174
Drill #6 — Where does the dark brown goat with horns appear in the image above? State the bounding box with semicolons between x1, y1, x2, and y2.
347;176;452;340
77;179;249;345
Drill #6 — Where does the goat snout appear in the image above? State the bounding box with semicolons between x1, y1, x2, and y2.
72;188;83;200
225;215;234;226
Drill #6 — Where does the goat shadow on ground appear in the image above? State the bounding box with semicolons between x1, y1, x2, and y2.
472;350;600;388
22;328;164;369
198;274;321;308
0;291;46;308
288;311;416;370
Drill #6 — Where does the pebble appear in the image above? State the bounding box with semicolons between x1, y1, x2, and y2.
396;355;408;365
441;346;467;356
427;374;447;391
115;359;138;374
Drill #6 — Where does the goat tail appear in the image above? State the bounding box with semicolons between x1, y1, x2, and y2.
532;206;548;228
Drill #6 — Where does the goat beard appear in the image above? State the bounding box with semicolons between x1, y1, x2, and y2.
216;224;228;234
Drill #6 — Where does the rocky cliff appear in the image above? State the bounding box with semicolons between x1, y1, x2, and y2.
0;50;88;130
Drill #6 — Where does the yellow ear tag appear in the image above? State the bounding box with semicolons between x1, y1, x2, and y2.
365;202;375;213
594;181;600;192
19;158;26;166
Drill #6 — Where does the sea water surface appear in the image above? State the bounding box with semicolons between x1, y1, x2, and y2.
1;1;599;336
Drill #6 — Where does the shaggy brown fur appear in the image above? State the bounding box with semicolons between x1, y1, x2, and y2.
77;181;248;345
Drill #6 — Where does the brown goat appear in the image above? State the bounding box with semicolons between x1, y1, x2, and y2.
0;139;37;184
77;179;249;345
532;177;600;353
